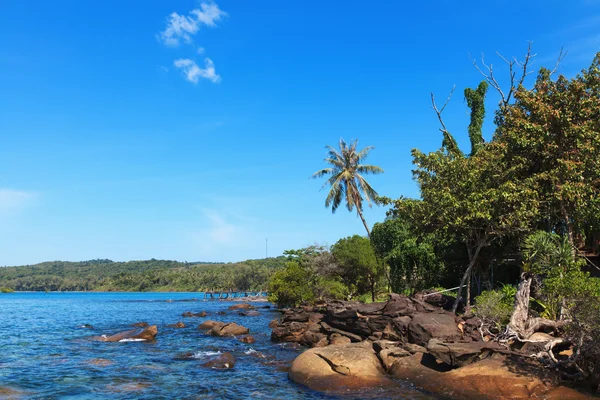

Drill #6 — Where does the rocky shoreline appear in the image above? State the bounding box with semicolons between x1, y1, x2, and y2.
271;294;598;399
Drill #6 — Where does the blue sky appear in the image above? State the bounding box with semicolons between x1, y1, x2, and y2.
1;1;599;265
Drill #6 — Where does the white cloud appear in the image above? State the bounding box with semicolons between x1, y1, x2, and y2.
174;57;221;84
159;2;227;47
202;209;237;244
0;189;35;215
197;47;205;55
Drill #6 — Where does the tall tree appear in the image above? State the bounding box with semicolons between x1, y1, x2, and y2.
312;138;383;236
464;81;489;155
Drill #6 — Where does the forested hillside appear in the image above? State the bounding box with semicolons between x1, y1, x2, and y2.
0;258;285;292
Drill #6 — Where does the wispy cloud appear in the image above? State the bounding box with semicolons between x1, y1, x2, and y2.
173;58;221;84
0;189;35;215
159;2;227;47
202;209;238;244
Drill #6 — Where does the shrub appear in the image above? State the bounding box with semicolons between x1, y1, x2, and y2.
474;288;513;330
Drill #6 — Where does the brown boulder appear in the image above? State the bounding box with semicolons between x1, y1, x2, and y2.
378;346;411;369
166;322;185;328
268;319;279;328
210;322;249;337
288;342;394;392
271;321;308;342
329;333;351;345
198;320;225;331
426;339;504;367
182;311;207;317
408;312;461;346
202;352;236;369
389;352;594;400
228;303;254;310
96;325;157;342
133;325;158;341
131;322;148;327
239;335;256;344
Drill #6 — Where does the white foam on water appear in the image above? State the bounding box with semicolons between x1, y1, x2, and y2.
244;348;258;355
118;338;147;342
192;351;222;358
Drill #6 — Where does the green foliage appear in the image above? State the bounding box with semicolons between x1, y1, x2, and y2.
267;262;315;307
0;287;14;293
331;235;383;301
0;258;286;292
474;287;514;329
464;81;488;156
522;231;600;319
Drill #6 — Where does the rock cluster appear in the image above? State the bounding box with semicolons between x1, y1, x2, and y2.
275;294;594;399
271;294;477;347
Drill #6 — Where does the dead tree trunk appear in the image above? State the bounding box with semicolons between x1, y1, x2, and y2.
504;272;564;341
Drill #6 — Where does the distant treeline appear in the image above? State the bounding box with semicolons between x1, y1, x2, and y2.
0;258;286;292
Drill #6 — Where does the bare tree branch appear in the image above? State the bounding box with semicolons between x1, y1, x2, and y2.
471;42;538;107
549;47;568;77
430;85;455;135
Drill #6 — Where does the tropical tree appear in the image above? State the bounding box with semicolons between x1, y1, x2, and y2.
312;138;383;236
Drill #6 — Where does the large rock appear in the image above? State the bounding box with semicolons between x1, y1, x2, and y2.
389;352;594;400
271;321;308;342
426;339;504;367
210;322;249;337
202;352;235;369
408;312;461;346
288;342;394;392
97;325;158;342
198;320;225;331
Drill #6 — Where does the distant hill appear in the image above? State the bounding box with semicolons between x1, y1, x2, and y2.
0;257;286;292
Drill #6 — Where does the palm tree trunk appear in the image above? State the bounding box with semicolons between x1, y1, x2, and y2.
357;208;371;237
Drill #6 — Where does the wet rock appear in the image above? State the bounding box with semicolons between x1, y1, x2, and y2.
166;322;185;328
239;310;260;317
198;320;225;331
239;335;255;344
408;312;461;347
80;324;94;329
95;325;158;342
268;319;279;328
131;322;149;327
228;303;254;310
289;342;394;392
174;352;195;360
202;352;236;369
0;387;24;398
133;325;158;341
210;322;249;337
182;311;207;317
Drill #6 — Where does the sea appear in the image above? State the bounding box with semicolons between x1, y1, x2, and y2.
0;292;438;399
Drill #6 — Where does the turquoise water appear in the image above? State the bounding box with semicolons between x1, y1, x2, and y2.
0;292;436;399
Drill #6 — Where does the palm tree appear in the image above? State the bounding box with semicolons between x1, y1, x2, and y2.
312;138;383;236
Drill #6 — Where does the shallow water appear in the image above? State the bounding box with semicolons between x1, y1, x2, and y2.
0;292;438;399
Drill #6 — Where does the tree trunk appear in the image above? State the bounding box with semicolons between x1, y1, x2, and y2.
356;208;371;237
466;269;472;313
452;241;485;313
506;272;564;340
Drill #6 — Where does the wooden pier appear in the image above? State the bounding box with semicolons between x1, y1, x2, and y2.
202;289;267;299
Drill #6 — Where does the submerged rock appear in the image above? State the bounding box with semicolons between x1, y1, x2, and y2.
166;322;185;328
239;335;256;344
202;352;236;369
239;310;260;317
228;303;254;310
182;311;207;317
131;322;149;327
